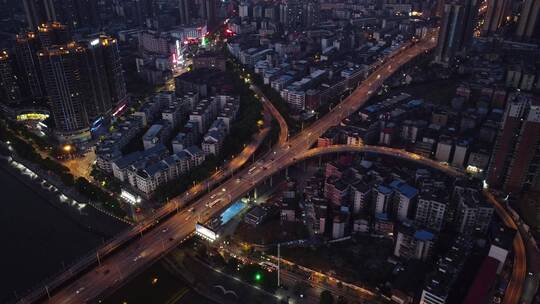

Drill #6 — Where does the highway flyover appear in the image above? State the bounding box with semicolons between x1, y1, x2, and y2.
35;143;526;304
16;31;464;304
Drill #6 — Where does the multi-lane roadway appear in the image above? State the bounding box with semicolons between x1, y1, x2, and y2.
22;27;527;304
16;72;282;304
23;32;446;303
484;191;526;304
251;84;289;145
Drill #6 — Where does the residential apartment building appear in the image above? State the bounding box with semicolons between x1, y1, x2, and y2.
488;93;540;192
415;188;448;232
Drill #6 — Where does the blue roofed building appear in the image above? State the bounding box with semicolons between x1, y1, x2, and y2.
390;180;419;221
111;144;168;182
142;121;172;150
131;145;205;197
95;117;143;172
202;119;228;156
375;184;394;215
271;74;294;91
404;99;424;109
394;222;436;261
374;212;394;236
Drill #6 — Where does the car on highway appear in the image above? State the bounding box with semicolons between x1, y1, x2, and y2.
206;199;221;208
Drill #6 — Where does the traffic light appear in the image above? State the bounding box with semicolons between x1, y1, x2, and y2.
255;272;262;282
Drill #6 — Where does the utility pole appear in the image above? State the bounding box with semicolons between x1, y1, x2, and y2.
277;243;281;287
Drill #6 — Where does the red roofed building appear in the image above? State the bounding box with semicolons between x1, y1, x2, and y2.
463;257;499;304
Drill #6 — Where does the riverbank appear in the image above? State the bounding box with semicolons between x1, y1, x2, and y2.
0;157;128;237
0;157;128;302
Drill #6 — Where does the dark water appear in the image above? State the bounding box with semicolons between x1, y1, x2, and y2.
0;162;210;304
0;168;102;302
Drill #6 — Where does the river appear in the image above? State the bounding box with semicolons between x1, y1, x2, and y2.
0;157;214;304
0;166;105;302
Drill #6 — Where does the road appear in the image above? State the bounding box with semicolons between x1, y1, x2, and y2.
180;253;281;304
165;83;288;210
16;77;276;304
251;84;289;145
21;32;440;303
272;255;377;303
216;240;376;303
298;145;462;177
278;267;371;304
36;142;527;304
300;146;527;304
484;191;527;304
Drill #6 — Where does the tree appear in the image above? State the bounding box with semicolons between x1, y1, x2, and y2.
320;290;334;304
60;172;75;186
197;243;208;258
337;296;347;304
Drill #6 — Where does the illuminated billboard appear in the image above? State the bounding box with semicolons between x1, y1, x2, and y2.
121;189;141;205
173;39;187;69
195;223;218;242
16;113;49;121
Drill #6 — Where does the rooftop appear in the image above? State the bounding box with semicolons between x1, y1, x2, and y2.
390;180;418;199
377;185;393;195
414;230;435;241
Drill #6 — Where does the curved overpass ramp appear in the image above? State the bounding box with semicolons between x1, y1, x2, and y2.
296;145;463;177
21;32;443;304
297;145;525;304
